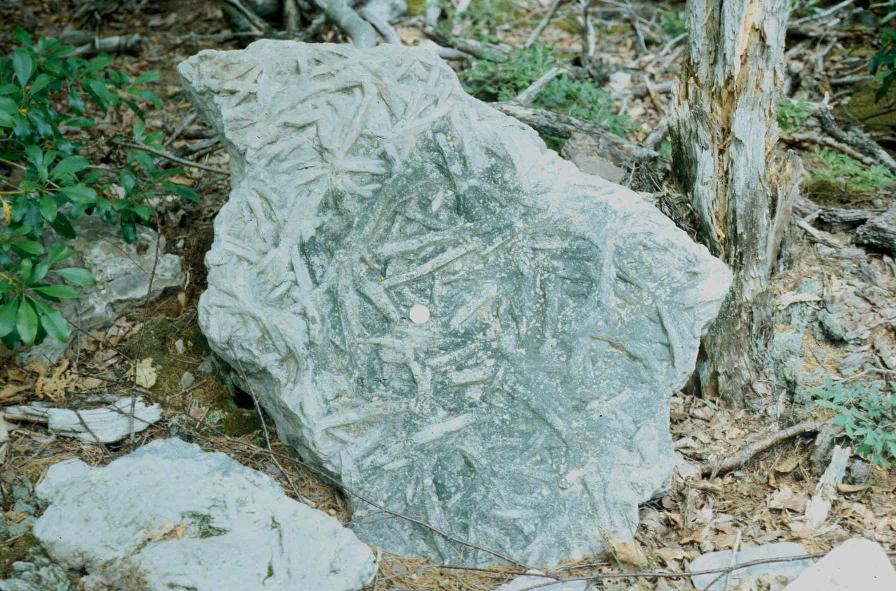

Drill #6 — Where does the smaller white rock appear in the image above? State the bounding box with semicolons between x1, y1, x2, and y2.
784;538;896;591
690;542;811;591
4;397;161;444
496;573;588;590
179;371;195;391
34;438;376;591
174;339;186;354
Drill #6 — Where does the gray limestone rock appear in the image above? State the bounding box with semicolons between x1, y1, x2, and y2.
0;558;74;591
33;438;376;591
179;41;731;566
24;216;184;364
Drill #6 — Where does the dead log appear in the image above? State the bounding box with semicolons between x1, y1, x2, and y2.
670;0;801;406
495;102;658;161
857;206;896;255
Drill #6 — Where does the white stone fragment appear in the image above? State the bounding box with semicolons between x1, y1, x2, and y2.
33;438;376;591
784;538;896;591
690;542;811;591
496;573;588;590
4;396;161;443
804;444;850;529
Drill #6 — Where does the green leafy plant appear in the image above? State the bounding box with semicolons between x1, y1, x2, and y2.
460;44;634;138
0;30;199;348
807;147;896;191
811;377;896;467
659;9;686;38
777;98;814;132
871;28;896;102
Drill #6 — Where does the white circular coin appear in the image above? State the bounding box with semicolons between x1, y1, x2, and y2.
409;304;431;324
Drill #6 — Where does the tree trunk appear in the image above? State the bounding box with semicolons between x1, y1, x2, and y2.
671;0;802;408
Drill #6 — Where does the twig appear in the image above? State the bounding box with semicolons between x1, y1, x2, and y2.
791;0;854;26
494;102;658;159
129;215;162;446
220;0;269;34
519;549;896;589
581;0;596;62
73;34;144;56
284;0;300;36
814;105;896;173
700;420;826;477
315;0;377;48
512;65;563;106
359;5;402;44
525;0;563;48
782;131;874;165
424;0;441;31
228;343;311;506
73;409;111;456
116;141;228;175
164;113;197;147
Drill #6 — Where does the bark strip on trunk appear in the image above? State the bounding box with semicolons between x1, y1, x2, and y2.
671;0;802;407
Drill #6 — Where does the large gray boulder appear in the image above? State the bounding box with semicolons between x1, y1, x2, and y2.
33;438;376;591
179;41;731;566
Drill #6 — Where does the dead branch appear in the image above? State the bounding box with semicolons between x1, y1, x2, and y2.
814;105;896;174
512;65;563;106
72;34;144;56
526;0;563;48
115;141;229;176
782;131;874;165
359;4;401;44
494;102;658;160
315;0;377;47
221;0;269;34
700;420;826;477
283;0;300;35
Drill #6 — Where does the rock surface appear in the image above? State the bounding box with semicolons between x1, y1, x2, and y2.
784;538;896;591
180;40;730;566
25;216;184;363
33;438;376;591
689;542;811;591
4;397;161;443
496;575;588;590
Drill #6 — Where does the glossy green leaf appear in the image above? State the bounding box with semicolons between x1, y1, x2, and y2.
0;299;17;337
55;267;94;285
12;48;34;87
51;155;90;178
39;306;70;342
16;297;38;344
33;284;79;299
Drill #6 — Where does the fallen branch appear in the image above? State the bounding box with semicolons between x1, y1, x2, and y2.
73;34;144;56
700;420;825;477
221;0;269;34
425;29;511;59
526;0;563;48
316;0;377;48
512;65;564;106
814;105;896;174
494;102;658;160
359;4;401;44
116;141;229;175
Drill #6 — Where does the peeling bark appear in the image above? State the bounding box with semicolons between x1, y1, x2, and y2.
671;0;802;407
